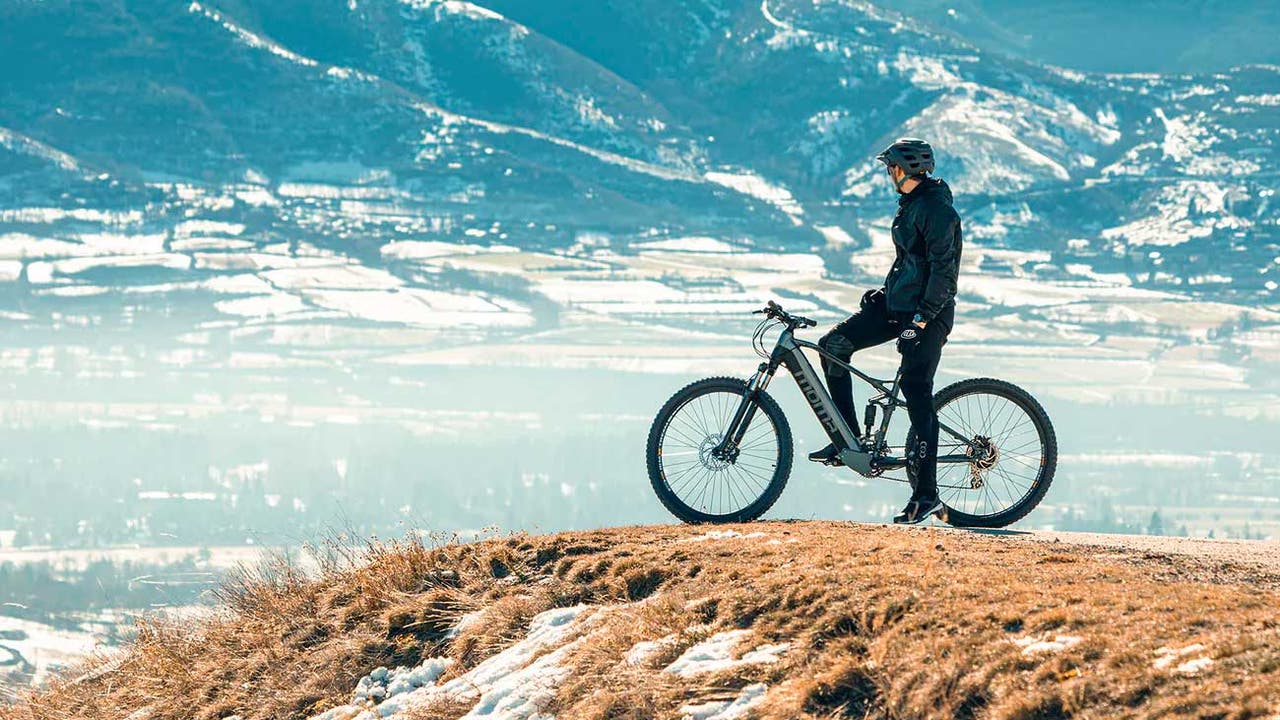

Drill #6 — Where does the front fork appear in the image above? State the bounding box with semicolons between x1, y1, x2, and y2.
712;362;776;461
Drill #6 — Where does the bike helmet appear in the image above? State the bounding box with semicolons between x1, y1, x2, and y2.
875;138;935;175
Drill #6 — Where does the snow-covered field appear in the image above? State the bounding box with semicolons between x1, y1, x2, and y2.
2;211;1275;418
0;616;105;689
309;604;787;720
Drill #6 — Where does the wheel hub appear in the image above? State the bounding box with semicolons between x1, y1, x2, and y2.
965;435;999;488
699;434;735;470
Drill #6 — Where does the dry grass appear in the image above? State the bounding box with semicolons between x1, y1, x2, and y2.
5;522;1280;719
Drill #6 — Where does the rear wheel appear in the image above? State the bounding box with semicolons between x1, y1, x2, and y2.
647;377;793;524
907;378;1057;528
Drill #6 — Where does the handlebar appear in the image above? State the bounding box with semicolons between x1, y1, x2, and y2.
753;300;817;328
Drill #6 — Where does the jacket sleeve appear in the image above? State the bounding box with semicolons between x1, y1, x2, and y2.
915;204;961;322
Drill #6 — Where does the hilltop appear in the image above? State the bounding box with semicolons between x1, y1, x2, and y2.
6;522;1280;719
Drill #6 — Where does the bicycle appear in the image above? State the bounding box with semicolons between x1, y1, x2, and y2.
646;300;1058;527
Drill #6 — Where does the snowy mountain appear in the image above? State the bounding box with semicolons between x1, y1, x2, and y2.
3;0;1277;276
1;0;1278;419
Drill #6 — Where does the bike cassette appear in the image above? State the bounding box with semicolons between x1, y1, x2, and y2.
965;435;999;488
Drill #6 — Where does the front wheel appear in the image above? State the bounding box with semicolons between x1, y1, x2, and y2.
647;377;793;524
907;377;1058;528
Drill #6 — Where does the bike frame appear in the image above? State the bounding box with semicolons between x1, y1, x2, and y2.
716;323;979;479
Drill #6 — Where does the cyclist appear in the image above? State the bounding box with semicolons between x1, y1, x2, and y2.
807;138;963;525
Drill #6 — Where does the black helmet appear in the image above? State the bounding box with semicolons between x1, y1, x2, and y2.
876;138;935;175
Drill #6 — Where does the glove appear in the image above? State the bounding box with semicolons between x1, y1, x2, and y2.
860;287;886;310
897;325;922;354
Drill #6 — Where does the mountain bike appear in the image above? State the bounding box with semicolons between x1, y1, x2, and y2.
646;301;1057;527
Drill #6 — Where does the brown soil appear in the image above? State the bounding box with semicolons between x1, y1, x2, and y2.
5;522;1280;720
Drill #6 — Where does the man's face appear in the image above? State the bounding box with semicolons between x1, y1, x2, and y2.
885;164;903;191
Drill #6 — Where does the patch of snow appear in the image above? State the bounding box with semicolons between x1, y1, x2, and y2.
814;225;855;246
679;683;768;720
378;605;593;719
634;237;739;254
682;530;769;543
235;186;279;206
1153;644;1214;674
1173;656;1214;674
25;253;192;284
173;219;246;237
0;260;22;282
0;207;143;225
0;234;93;260
1235;94;1280;106
381;240;516;260
1154;108;1208;165
188;2;319;68
214;293;310;318
664;631;789;677
443;609;484;640
1012;634;1083;655
573;95;618;130
403;0;506;23
0;127;80;171
353;660;453;707
1150;108;1260;176
75;232;167;254
705;171;804;220
1101;180;1250;247
893;50;963;90
760;0;810;48
260;265;403;291
0;615;107;685
625;634;678;665
415;103;698;184
300;288;529;327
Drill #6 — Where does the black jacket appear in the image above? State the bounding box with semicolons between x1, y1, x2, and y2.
883;177;962;323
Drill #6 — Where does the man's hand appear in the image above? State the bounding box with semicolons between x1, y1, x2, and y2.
897;326;922;354
860;287;886;310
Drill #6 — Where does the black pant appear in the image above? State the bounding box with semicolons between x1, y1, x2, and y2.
817;293;954;498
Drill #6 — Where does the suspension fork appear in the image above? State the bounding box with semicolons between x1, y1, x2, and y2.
713;362;776;457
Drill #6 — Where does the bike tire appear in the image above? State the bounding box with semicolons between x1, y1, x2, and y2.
906;377;1058;528
646;377;793;524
